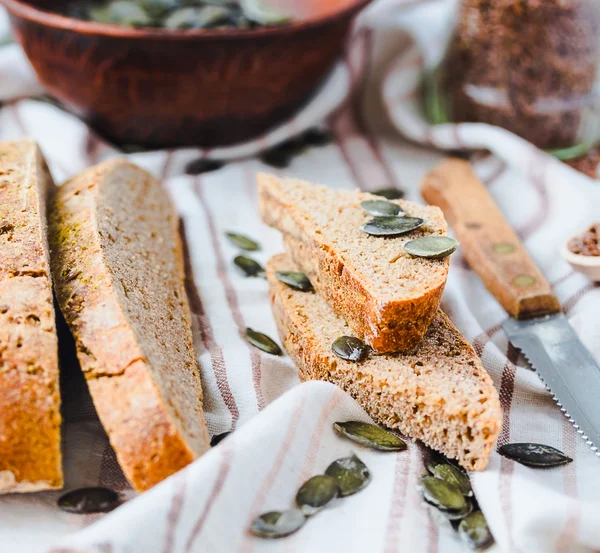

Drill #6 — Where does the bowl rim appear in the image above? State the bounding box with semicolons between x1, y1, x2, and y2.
2;0;372;40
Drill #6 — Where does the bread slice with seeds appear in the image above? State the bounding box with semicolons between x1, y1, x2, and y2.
267;254;501;471
0;139;62;493
49;159;209;491
258;173;449;354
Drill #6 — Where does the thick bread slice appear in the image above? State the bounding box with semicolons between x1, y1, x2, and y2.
0;140;62;493
267;254;501;471
258;174;449;354
49;159;209;491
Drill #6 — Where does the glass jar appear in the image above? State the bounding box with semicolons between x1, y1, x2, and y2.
429;0;600;156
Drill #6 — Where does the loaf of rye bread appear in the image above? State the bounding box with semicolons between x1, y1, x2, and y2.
258;174;449;354
267;254;501;471
0;140;63;493
49;159;210;491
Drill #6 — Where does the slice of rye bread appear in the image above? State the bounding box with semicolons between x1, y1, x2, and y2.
258;173;450;354
0;140;62;493
49;159;210;491
267;254;501;471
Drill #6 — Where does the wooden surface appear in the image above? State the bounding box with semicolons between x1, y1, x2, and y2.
421;159;561;319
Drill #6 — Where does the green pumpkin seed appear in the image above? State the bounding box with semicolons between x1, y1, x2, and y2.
433;464;472;497
58;487;121;514
360;200;403;217
419;476;467;512
437;498;473;521
89;1;152;26
458;511;495;550
295;475;340;516
331;336;370;362
325;454;371;497
333;421;407;452
371;188;405;200
498;443;573;468
250;509;306;539
404;236;459;259
234;255;265;278
139;0;178;19
164;6;232;29
241;0;291;25
225;232;261;251
245;328;283;356
361;216;424;237
275;271;314;292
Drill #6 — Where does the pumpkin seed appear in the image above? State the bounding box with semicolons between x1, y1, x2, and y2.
498;443;573;468
404;236;459;259
275;271;313;292
302;128;333;146
185;158;225;175
250;509;306;539
241;0;291;26
58;487;121;514
234;255;265;278
419;476;467;512
331;336;370;362
139;0;178;19
458;511;494;551
164;5;232;29
325;454;371;497
360;200;403;217
295;475;340;516
371;188;405;200
226;232;261;251
89;1;152;26
438;499;473;521
245;328;283;356
433;464;472;497
210;432;230;446
361;216;424;237
333;421;407;452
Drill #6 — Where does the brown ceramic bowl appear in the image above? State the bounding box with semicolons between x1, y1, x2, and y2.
3;0;370;148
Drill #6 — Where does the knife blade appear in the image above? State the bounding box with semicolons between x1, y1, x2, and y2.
421;158;600;453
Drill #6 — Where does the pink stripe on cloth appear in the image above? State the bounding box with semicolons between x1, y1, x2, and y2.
383;446;414;553
162;473;187;553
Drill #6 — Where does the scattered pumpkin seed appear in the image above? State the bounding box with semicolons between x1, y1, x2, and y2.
210;432;230;446
437;499;474;521
498;443;573;468
234;255;265;278
325;454;371;497
371;188;405;200
360;200;403;217
404;236;459;259
333;421;407;452
295;475;340;516
241;0;291;26
58;487;121;514
245;328;283;356
331;336;370;362
226;232;261;251
185;158;225;175
250;509;306;539
419;476;467;512
458;511;495;551
433;464;472;497
361;216;424;237
275;271;314;292
302;128;333;146
424;449;463;475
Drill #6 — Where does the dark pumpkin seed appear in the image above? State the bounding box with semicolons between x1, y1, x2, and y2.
419;476;467;512
226;232;260;251
241;0;291;25
333;421;407;452
325;454;371;497
245;328;283;356
360;200;403;217
331;336;370;362
302;128;333;146
371;187;405;200
295;475;340;516
275;271;313;292
434;498;474;521
433;464;472;497
250;509;306;539
498;443;573;468
361;216;424;237
458;511;495;551
404;236;459;259
185;158;225;175
234;255;265;278
58;487;121;514
210;432;230;446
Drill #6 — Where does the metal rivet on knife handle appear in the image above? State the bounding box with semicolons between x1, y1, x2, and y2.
493;242;516;254
513;274;537;288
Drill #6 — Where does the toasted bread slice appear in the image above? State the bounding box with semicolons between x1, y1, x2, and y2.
258;174;449;354
0;140;62;493
50;159;209;491
267;254;501;471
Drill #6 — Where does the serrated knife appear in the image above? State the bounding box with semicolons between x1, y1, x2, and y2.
421;158;600;454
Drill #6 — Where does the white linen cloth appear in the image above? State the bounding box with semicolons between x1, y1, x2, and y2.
1;1;600;552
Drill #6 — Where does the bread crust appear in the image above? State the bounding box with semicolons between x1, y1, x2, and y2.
0;140;62;493
50;159;209;491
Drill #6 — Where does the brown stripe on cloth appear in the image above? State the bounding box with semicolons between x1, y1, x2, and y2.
180;220;240;429
515;153;551;240
562;282;600;315
162;473;187;553
193;177;266;412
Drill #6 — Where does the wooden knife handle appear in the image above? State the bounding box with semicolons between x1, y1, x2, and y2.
421;159;561;319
